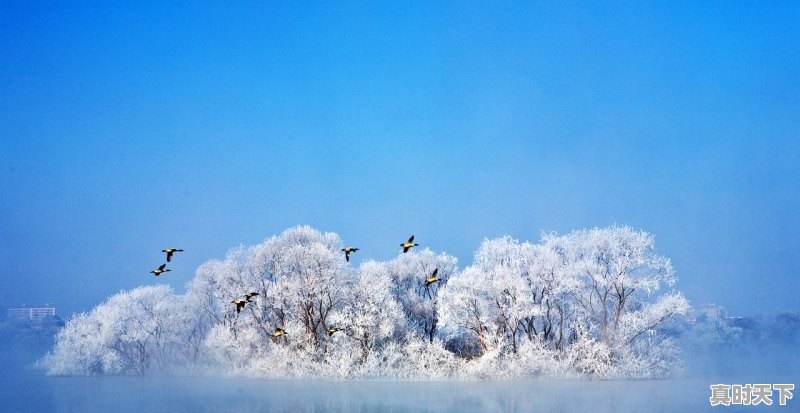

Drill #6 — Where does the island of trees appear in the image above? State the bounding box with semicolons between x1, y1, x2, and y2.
41;225;692;379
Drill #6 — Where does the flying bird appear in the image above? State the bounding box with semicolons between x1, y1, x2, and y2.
425;268;440;287
245;292;260;302
328;326;344;336
400;235;419;253
272;328;287;338
150;264;171;276
341;247;359;262
231;299;247;314
162;248;184;262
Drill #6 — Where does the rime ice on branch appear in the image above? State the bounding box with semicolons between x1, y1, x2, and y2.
41;225;688;379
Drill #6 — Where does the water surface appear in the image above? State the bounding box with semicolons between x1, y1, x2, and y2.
4;373;771;413
2;346;796;413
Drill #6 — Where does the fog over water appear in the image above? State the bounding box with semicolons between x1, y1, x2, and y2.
29;377;711;413
2;374;791;413
3;1;798;412
2;343;796;413
0;371;722;413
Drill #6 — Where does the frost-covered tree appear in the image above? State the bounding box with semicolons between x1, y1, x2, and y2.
441;237;560;354
41;312;109;375
385;249;458;342
187;226;347;354
42;225;690;379
169;291;213;367
438;266;500;353
523;236;580;349
41;285;184;375
565;227;689;353
447;236;580;353
441;227;688;377
328;261;403;361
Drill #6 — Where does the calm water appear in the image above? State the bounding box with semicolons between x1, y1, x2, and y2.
7;372;793;413
2;347;796;412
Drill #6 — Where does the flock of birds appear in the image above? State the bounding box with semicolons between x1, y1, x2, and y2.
147;235;440;339
149;248;184;276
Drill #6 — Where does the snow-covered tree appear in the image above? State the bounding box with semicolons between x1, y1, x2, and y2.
385;249;457;342
328;261;403;361
441;237;548;353
41;312;110;375
186;226;347;354
41;285;182;375
438;266;497;353
523;236;581;349
42;225;690;379
566;227;685;343
440;227;688;377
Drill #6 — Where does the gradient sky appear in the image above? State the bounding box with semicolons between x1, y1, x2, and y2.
1;1;798;317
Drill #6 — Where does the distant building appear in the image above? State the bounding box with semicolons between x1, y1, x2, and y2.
7;305;57;322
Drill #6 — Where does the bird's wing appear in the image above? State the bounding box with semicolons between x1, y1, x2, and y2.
166;251;173;262
403;247;410;253
158;264;166;270
432;268;438;277
408;235;415;243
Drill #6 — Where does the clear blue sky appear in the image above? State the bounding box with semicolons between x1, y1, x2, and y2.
1;1;798;317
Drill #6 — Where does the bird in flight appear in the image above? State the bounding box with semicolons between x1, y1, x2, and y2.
232;299;247;314
150;264;171;276
425;268;440;287
328;326;344;336
341;247;359;262
162;248;184;262
272;327;287;338
400;235;419;253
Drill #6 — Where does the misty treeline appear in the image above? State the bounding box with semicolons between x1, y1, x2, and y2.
40;225;691;379
676;310;800;351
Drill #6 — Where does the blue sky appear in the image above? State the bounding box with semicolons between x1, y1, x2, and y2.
1;1;798;317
